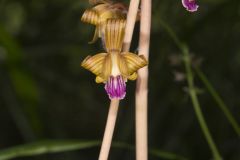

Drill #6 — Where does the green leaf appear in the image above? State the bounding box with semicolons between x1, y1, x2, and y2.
0;140;188;160
195;67;240;136
0;140;100;160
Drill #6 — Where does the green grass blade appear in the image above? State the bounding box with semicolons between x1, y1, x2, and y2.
159;19;222;160
195;67;240;136
149;149;188;160
0;140;100;160
0;140;188;160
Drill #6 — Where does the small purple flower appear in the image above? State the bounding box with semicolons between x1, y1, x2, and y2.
182;0;199;12
105;75;126;100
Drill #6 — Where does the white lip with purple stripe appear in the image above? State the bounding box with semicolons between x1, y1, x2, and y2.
105;75;126;100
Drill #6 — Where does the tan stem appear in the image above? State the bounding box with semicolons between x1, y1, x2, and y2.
99;99;119;160
136;0;151;159
98;0;141;159
123;0;140;52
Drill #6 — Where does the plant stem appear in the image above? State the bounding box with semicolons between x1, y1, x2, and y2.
195;67;240;136
159;19;222;160
123;0;140;52
136;0;151;159
182;46;222;160
99;99;119;160
98;1;142;158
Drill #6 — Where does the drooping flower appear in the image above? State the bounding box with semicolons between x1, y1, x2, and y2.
182;0;199;12
81;19;148;99
81;0;139;44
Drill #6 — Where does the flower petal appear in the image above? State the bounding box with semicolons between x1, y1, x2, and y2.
128;72;138;81
81;53;108;78
101;54;112;81
182;0;199;12
121;52;148;79
81;9;99;25
116;53;129;78
104;75;126;100
105;19;126;53
96;76;105;83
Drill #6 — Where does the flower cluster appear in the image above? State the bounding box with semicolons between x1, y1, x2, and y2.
81;1;147;100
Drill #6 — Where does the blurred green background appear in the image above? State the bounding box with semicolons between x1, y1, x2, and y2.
0;0;240;159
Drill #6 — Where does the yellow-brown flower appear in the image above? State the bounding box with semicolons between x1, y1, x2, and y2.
81;19;147;99
81;0;139;44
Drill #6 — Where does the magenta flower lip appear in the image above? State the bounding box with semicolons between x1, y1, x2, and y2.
182;0;199;12
105;75;126;100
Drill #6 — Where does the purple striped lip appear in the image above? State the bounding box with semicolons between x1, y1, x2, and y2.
182;0;199;12
104;75;126;100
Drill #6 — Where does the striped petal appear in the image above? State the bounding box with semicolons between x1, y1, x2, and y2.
121;52;148;80
101;53;112;82
81;9;99;25
81;53;108;79
104;19;126;53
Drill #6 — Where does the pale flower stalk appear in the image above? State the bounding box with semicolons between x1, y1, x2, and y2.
136;0;152;159
98;99;119;160
123;0;140;52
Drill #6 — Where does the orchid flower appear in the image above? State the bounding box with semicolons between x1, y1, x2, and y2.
182;0;199;12
81;0;139;44
81;19;148;99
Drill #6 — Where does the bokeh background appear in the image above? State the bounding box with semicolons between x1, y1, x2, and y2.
0;0;240;159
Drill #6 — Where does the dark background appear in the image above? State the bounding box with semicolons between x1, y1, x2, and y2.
0;0;240;159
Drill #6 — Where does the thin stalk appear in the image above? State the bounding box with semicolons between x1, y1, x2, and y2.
159;20;222;160
136;0;151;159
182;46;222;160
99;99;119;160
161;19;240;136
98;1;141;158
195;67;240;136
123;0;140;52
